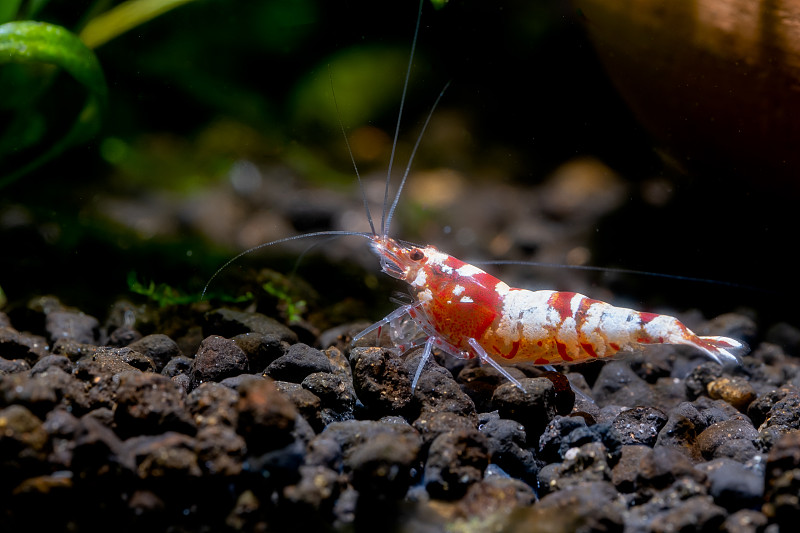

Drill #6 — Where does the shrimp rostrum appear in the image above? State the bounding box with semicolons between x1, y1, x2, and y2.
354;236;747;391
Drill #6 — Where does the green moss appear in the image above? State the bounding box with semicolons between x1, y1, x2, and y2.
127;271;252;307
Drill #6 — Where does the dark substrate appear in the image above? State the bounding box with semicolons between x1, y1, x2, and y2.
2;296;800;532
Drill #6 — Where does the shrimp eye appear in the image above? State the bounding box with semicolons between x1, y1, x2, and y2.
409;249;424;261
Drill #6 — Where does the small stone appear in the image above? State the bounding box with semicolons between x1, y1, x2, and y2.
750;341;788;366
748;387;797;427
650;495;727;533
538;441;612;494
109;347;157;372
72;348;151;377
264;343;332;383
235;378;297;455
591;360;654;406
0;326;49;364
0;404;49;463
654;402;708;460
696;458;764;510
52;339;101;362
128;490;165;516
685;362;724;400
458;364;523;413
70;414;125;476
348;430;421;498
507;481;625;533
424;427;489;499
721;510;769;533
1;368;87;418
122;432;202;478
274;381;323;431
282;464;341;510
763;430;800;524
128;334;181;373
492;378;556;442
609;406;668;447
413;360;477;420
637;446;706;491
45;310;99;345
161;355;193;378
0;356;30;374
314;419;420;469
760;392;800;437
30;355;72;376
186;381;239;429
453;476;536;525
696;417;759;461
766;322;800;356
538;415;590;462
190;335;249;388
204;308;297;343
478;415;535;483
414;412;477;448
539;369;576;416
628;349;673;383
611;445;651;493
708;376;757;411
12;472;73;496
219;374;266;390
232;332;288;372
114;372;196;438
351;346;412;416
195;425;245;476
301;372;356;424
225;489;260;530
107;326;142;348
318;321;371;352
172;373;191;394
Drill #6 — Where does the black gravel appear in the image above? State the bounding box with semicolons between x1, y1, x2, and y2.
1;296;799;532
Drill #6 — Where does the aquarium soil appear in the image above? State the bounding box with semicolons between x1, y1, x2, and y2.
1;297;799;532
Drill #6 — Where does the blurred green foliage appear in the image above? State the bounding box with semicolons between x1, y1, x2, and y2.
262;275;308;325
0;0;202;188
0;0;453;190
0;20;106;187
0;0;585;315
127;270;253;307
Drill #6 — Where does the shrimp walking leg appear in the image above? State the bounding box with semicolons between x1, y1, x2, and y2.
352;302;422;343
467;338;524;390
411;337;435;390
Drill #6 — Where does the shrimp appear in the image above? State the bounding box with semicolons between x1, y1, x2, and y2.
205;0;747;394
353;237;746;390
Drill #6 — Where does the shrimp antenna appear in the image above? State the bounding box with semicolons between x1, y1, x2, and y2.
476;259;773;294
330;66;376;236
201;230;372;299
381;0;424;237
384;80;450;238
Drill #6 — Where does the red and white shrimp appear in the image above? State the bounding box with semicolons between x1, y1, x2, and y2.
205;0;747;393
353;236;746;390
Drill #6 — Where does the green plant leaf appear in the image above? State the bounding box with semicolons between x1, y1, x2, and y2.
0;0;22;24
80;0;197;49
0;21;107;187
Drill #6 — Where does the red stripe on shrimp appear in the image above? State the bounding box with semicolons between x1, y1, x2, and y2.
549;292;578;322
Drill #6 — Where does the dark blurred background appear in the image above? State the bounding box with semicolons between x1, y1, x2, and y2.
0;0;794;330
